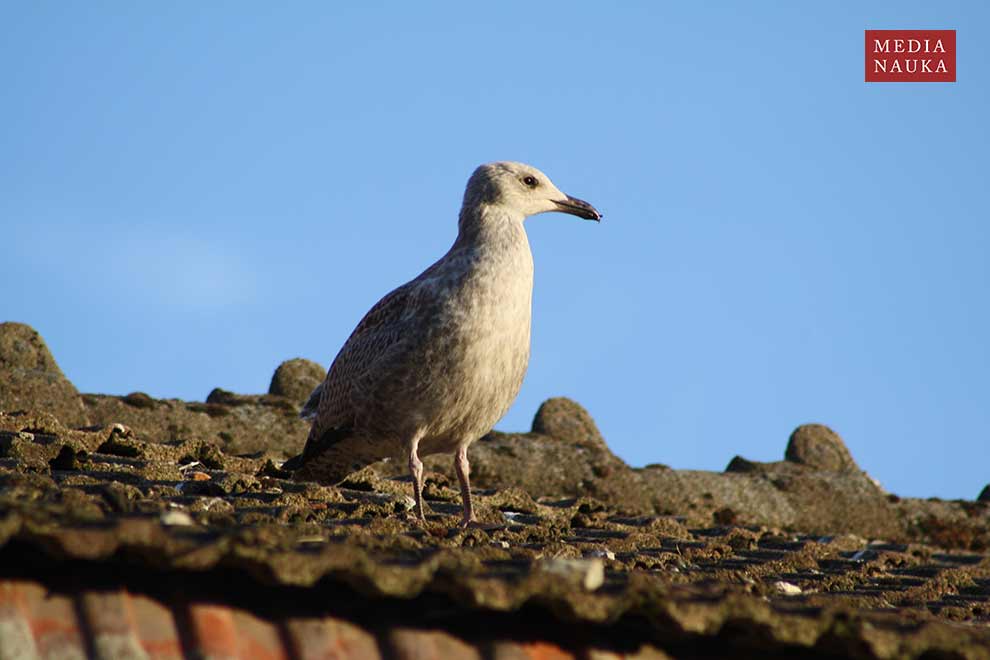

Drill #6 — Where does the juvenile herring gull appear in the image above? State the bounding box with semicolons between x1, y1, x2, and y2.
288;162;600;525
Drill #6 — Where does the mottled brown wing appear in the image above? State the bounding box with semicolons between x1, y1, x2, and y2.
302;282;421;455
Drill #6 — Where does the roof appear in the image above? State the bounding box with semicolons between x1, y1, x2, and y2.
1;322;989;659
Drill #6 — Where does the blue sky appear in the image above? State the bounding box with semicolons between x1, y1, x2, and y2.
3;2;987;500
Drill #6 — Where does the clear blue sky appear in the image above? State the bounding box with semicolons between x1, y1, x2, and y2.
3;2;987;500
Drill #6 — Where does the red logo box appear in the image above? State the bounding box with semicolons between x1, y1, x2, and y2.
865;30;956;82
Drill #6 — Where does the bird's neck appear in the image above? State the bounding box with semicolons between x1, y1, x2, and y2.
455;204;526;249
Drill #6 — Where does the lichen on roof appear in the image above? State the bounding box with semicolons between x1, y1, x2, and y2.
1;322;989;659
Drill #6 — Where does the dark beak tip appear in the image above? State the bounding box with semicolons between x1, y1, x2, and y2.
556;195;601;222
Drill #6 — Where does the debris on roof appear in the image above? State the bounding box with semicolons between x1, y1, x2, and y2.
1;322;988;659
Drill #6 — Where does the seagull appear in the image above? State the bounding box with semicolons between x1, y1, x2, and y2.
288;162;600;525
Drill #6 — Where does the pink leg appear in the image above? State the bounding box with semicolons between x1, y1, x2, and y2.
408;436;426;521
454;445;476;526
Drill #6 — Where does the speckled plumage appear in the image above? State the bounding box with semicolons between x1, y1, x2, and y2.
290;162;600;524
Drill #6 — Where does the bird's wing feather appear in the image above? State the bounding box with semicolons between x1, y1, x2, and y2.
304;280;427;450
298;246;471;465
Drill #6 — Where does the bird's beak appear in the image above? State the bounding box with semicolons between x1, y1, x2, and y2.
553;195;602;222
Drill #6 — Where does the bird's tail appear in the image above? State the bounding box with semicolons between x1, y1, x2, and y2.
280;452;305;472
285;424;379;485
299;381;323;421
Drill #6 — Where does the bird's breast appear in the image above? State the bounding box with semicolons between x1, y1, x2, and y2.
443;247;533;380
417;242;534;443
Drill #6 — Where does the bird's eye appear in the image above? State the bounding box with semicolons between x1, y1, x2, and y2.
522;175;538;188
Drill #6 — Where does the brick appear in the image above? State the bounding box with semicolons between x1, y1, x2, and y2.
0;580;40;659
127;592;183;660
229;609;289;660
284;616;380;660
185;603;239;660
15;580;86;660
77;590;149;659
185;602;291;660
388;627;481;660
490;640;575;660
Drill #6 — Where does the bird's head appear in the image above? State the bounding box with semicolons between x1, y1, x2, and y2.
462;162;601;222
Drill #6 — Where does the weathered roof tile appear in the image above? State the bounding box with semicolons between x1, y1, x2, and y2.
3;324;990;658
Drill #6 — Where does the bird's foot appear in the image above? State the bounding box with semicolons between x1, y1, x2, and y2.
457;516;480;529
404;497;431;525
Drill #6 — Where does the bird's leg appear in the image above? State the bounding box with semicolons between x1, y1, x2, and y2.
408;435;426;521
454;445;476;527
